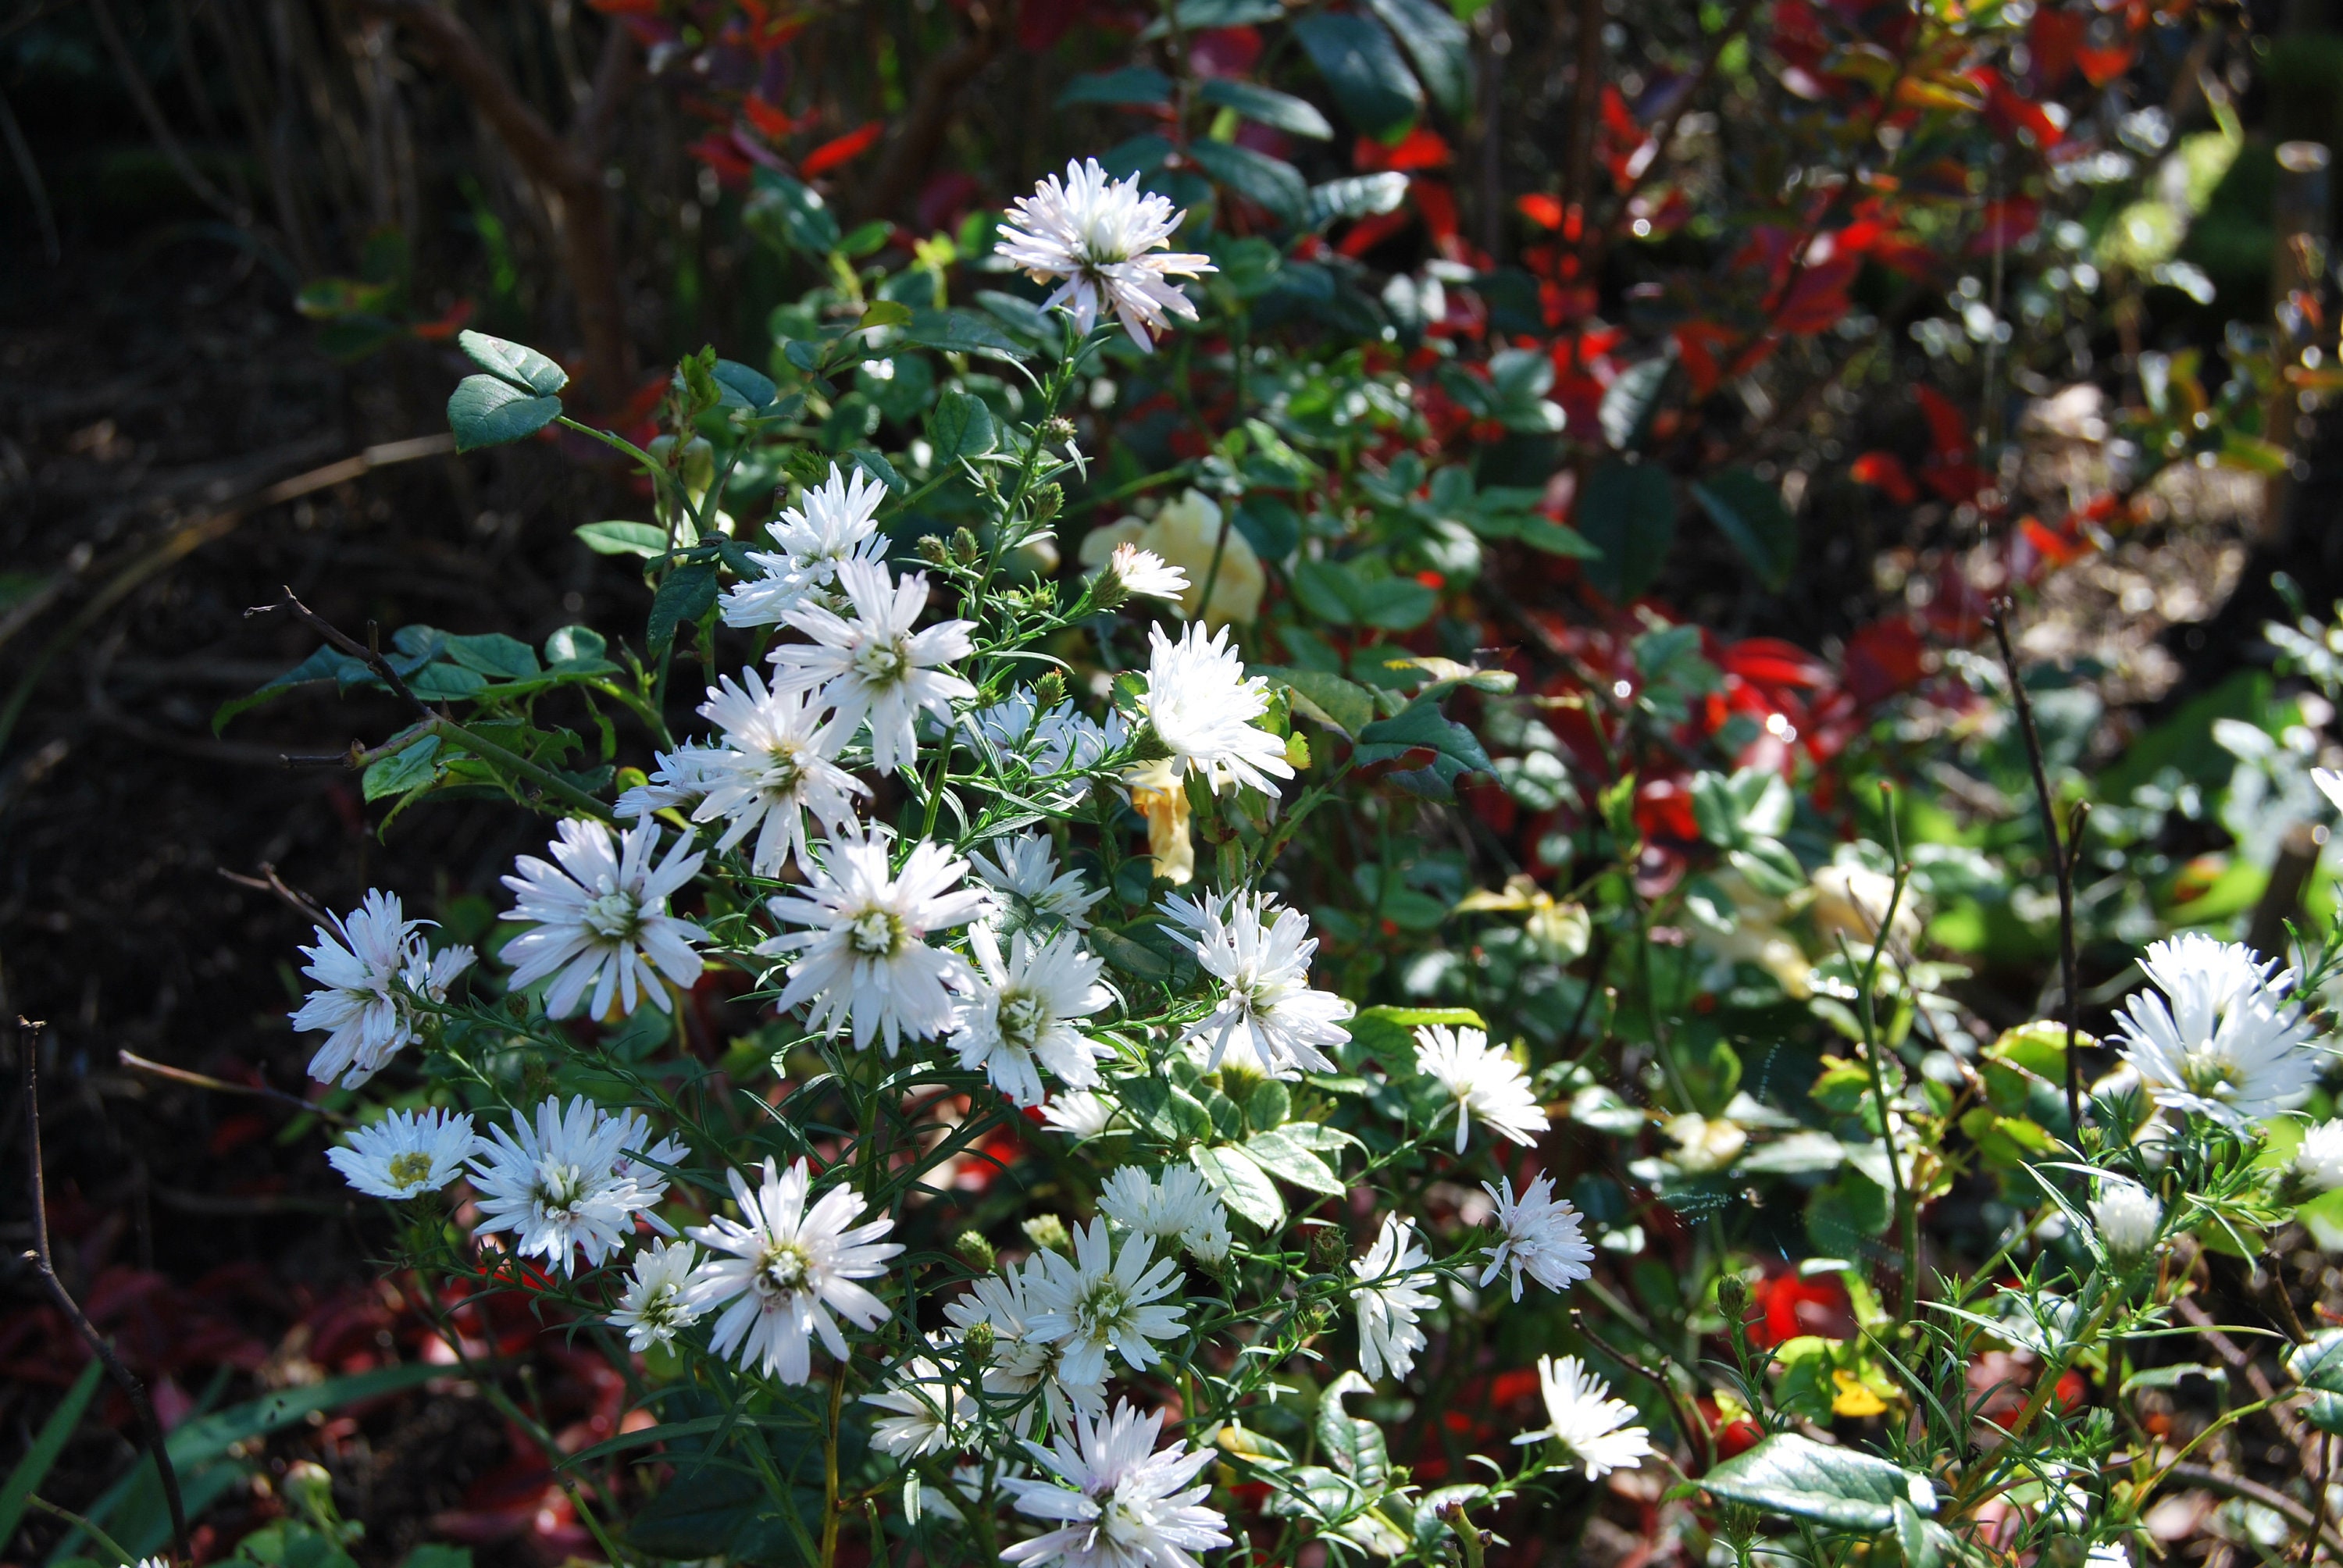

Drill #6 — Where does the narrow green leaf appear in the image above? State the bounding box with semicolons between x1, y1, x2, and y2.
0;1359;103;1549
362;734;441;801
576;521;669;558
1198;80;1335;140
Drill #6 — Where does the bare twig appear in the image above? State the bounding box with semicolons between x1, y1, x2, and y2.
1571;1308;1714;1473
2162;1463;2343;1559
19;1019;190;1559
216;862;333;924
117;1049;350;1127
1988;605;2083;1133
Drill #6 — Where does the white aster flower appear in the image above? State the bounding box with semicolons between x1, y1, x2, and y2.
1135;622;1293;797
2091;1178;2164;1262
761;832;986;1053
973;832;1107;934
944;1260;1107;1431
2295;1120;2343;1191
501;819;708;1019
1102;543;1189;606
1025;1217;1186;1384
692;668;869;877
1513;1354;1653;1481
327;1107;480;1199
2114;933;2322;1128
686;1156;902;1384
722;463;893;628
1479;1171;1594;1302
864;1352;980;1457
1097;1166;1231;1264
1040;1089;1117;1139
469;1096;672;1275
1414;1024;1546;1154
1000;1401;1230;1568
768;557;975;776
997;159;1216;352
1352;1215;1439;1383
949;925;1113;1108
1164;889;1352;1077
615;741;729;822
292;889;461;1089
608;1238;706;1352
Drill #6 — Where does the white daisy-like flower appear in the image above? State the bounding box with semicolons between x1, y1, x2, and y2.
327;1107;480;1199
948;925;1113;1108
972;832;1107;934
1040;1089;1117;1139
2295;1120;2343;1191
608;1238;706;1352
1025;1217;1187;1384
760;832;986;1053
1102;543;1189;606
1097;1165;1231;1263
692;669;868;877
768;557;975;776
1512;1354;1653;1481
1414;1024;1546;1154
1163;889;1353;1078
615;742;729;822
686;1156;902;1384
469;1096;672;1275
943;1260;1107;1431
864;1352;980;1457
2091;1178;2164;1262
501;820;708;1019
1000;1401;1231;1568
1479;1172;1594;1302
722;462;893;628
1352;1215;1439;1383
292;890;462;1089
1134;622;1293;797
996;159;1216;352
2113;933;2322;1128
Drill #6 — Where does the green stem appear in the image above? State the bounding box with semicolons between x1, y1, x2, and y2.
28;1495;136;1566
430;715;612;821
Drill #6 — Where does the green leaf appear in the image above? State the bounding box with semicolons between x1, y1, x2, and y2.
1599;357;1671;450
1692;469;1797;590
1188;141;1310;225
711;358;780;412
858;300;914;331
902;308;1030;362
648;564;719;657
1575;460;1674;600
1355;697;1492;797
1361;0;1471;117
457;330;568;396
407;663;487;701
1242;1078;1292;1131
1307;173;1410;228
1261;667;1376;738
362;734;441;801
1057;66;1173;107
1233;495;1301;560
1290;558;1437;630
1698;1433;1936;1532
745;170;841;256
927;387;997;464
440;633;541;679
1293;12;1423;140
2289;1328;2343;1394
1189;1143;1285;1229
448;374;561;453
212;644;380;731
848;447;908;494
1517;515;1600;557
1243;1126;1345;1193
1315;1373;1391;1487
1198;80;1335;139
576;520;669;558
0;1358;102;1550
1122;1074;1214;1142
1101;135;1177;180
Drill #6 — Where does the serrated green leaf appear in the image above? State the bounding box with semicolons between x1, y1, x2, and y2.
448;374;561;452
1355;697;1492;797
1189;1143;1285;1229
1198;80;1335;139
362;734;442;801
648;564;719;657
458;330;568;395
1261;667;1376;738
1698;1433;1935;1532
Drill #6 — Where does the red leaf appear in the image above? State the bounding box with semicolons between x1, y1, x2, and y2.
1354;126;1451;172
741;94;797;142
1841;618;1928;706
1719;637;1831;691
410;298;475;342
1970;195;2040;255
1018;0;1092;49
1849;450;1918;504
801;120;884;176
1336;206;1414;258
2029;7;2083;88
1412;177;1459;244
1913;385;1971;460
1516;193;1565;230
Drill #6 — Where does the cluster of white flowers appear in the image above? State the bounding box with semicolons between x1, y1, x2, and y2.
291;889;473;1088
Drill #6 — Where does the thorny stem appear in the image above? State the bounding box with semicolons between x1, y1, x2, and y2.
1988;605;2084;1132
19;1019;191;1560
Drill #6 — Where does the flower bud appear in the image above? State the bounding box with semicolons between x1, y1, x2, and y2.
916;533;952;565
1022;1213;1071;1253
1716;1271;1749;1327
963;1320;996;1360
1033;671;1068;709
1309;1226;1348;1270
954;1229;997;1271
951;526;982;565
1041;417;1079;447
